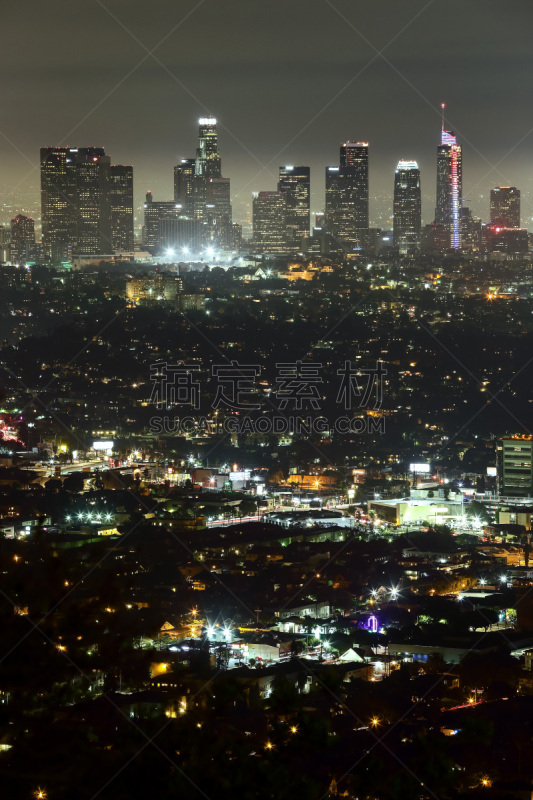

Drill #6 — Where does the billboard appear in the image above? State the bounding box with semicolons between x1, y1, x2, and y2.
229;470;250;481
93;441;114;452
409;463;430;473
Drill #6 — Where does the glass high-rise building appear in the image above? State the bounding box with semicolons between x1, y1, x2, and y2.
393;160;421;253
278;165;310;251
435;108;462;250
490;186;520;228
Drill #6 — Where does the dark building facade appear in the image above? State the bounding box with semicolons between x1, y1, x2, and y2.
109;165;134;252
174;158;196;215
10;215;35;265
490;186;520;228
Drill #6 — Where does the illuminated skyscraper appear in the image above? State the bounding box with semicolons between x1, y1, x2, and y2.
41;146;133;260
393;160;421;253
490;186;520;228
252;191;286;254
278;165;310;251
435;104;462;250
174;119;232;250
75;147;111;255
10;214;35;265
325;141;369;251
339;141;369;231
40;147;77;262
109;165;134;252
196;117;221;179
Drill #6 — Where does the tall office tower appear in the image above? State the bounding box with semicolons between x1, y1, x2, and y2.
109;165;134;252
252;191;286;254
75;147;112;255
10;215;35;264
324;166;358;250
41;146;132;260
324;141;369;251
340;141;369;231
143;192;182;254
40;147;78;262
277;165;310;251
393;160;421;253
435;105;462;250
196;117;221;179
490;186;520;228
206;176;232;222
174;158;196;214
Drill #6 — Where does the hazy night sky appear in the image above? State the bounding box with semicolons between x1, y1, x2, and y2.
2;0;533;234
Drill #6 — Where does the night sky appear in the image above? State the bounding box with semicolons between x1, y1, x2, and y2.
2;0;533;232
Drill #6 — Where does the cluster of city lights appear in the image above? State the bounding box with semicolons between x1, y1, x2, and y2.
164;246;242;264
0;417;21;443
65;511;113;524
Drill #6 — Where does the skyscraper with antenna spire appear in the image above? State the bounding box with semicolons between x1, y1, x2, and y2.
435;103;462;250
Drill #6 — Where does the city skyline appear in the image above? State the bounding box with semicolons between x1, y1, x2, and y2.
0;0;532;229
4;115;533;237
34;115;531;259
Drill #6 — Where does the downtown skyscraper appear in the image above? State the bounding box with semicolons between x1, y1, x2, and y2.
173;117;232;249
435;106;462;250
490;186;520;228
252;191;286;254
277;165;310;251
393;160;421;253
325;141;369;252
41;147;134;262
